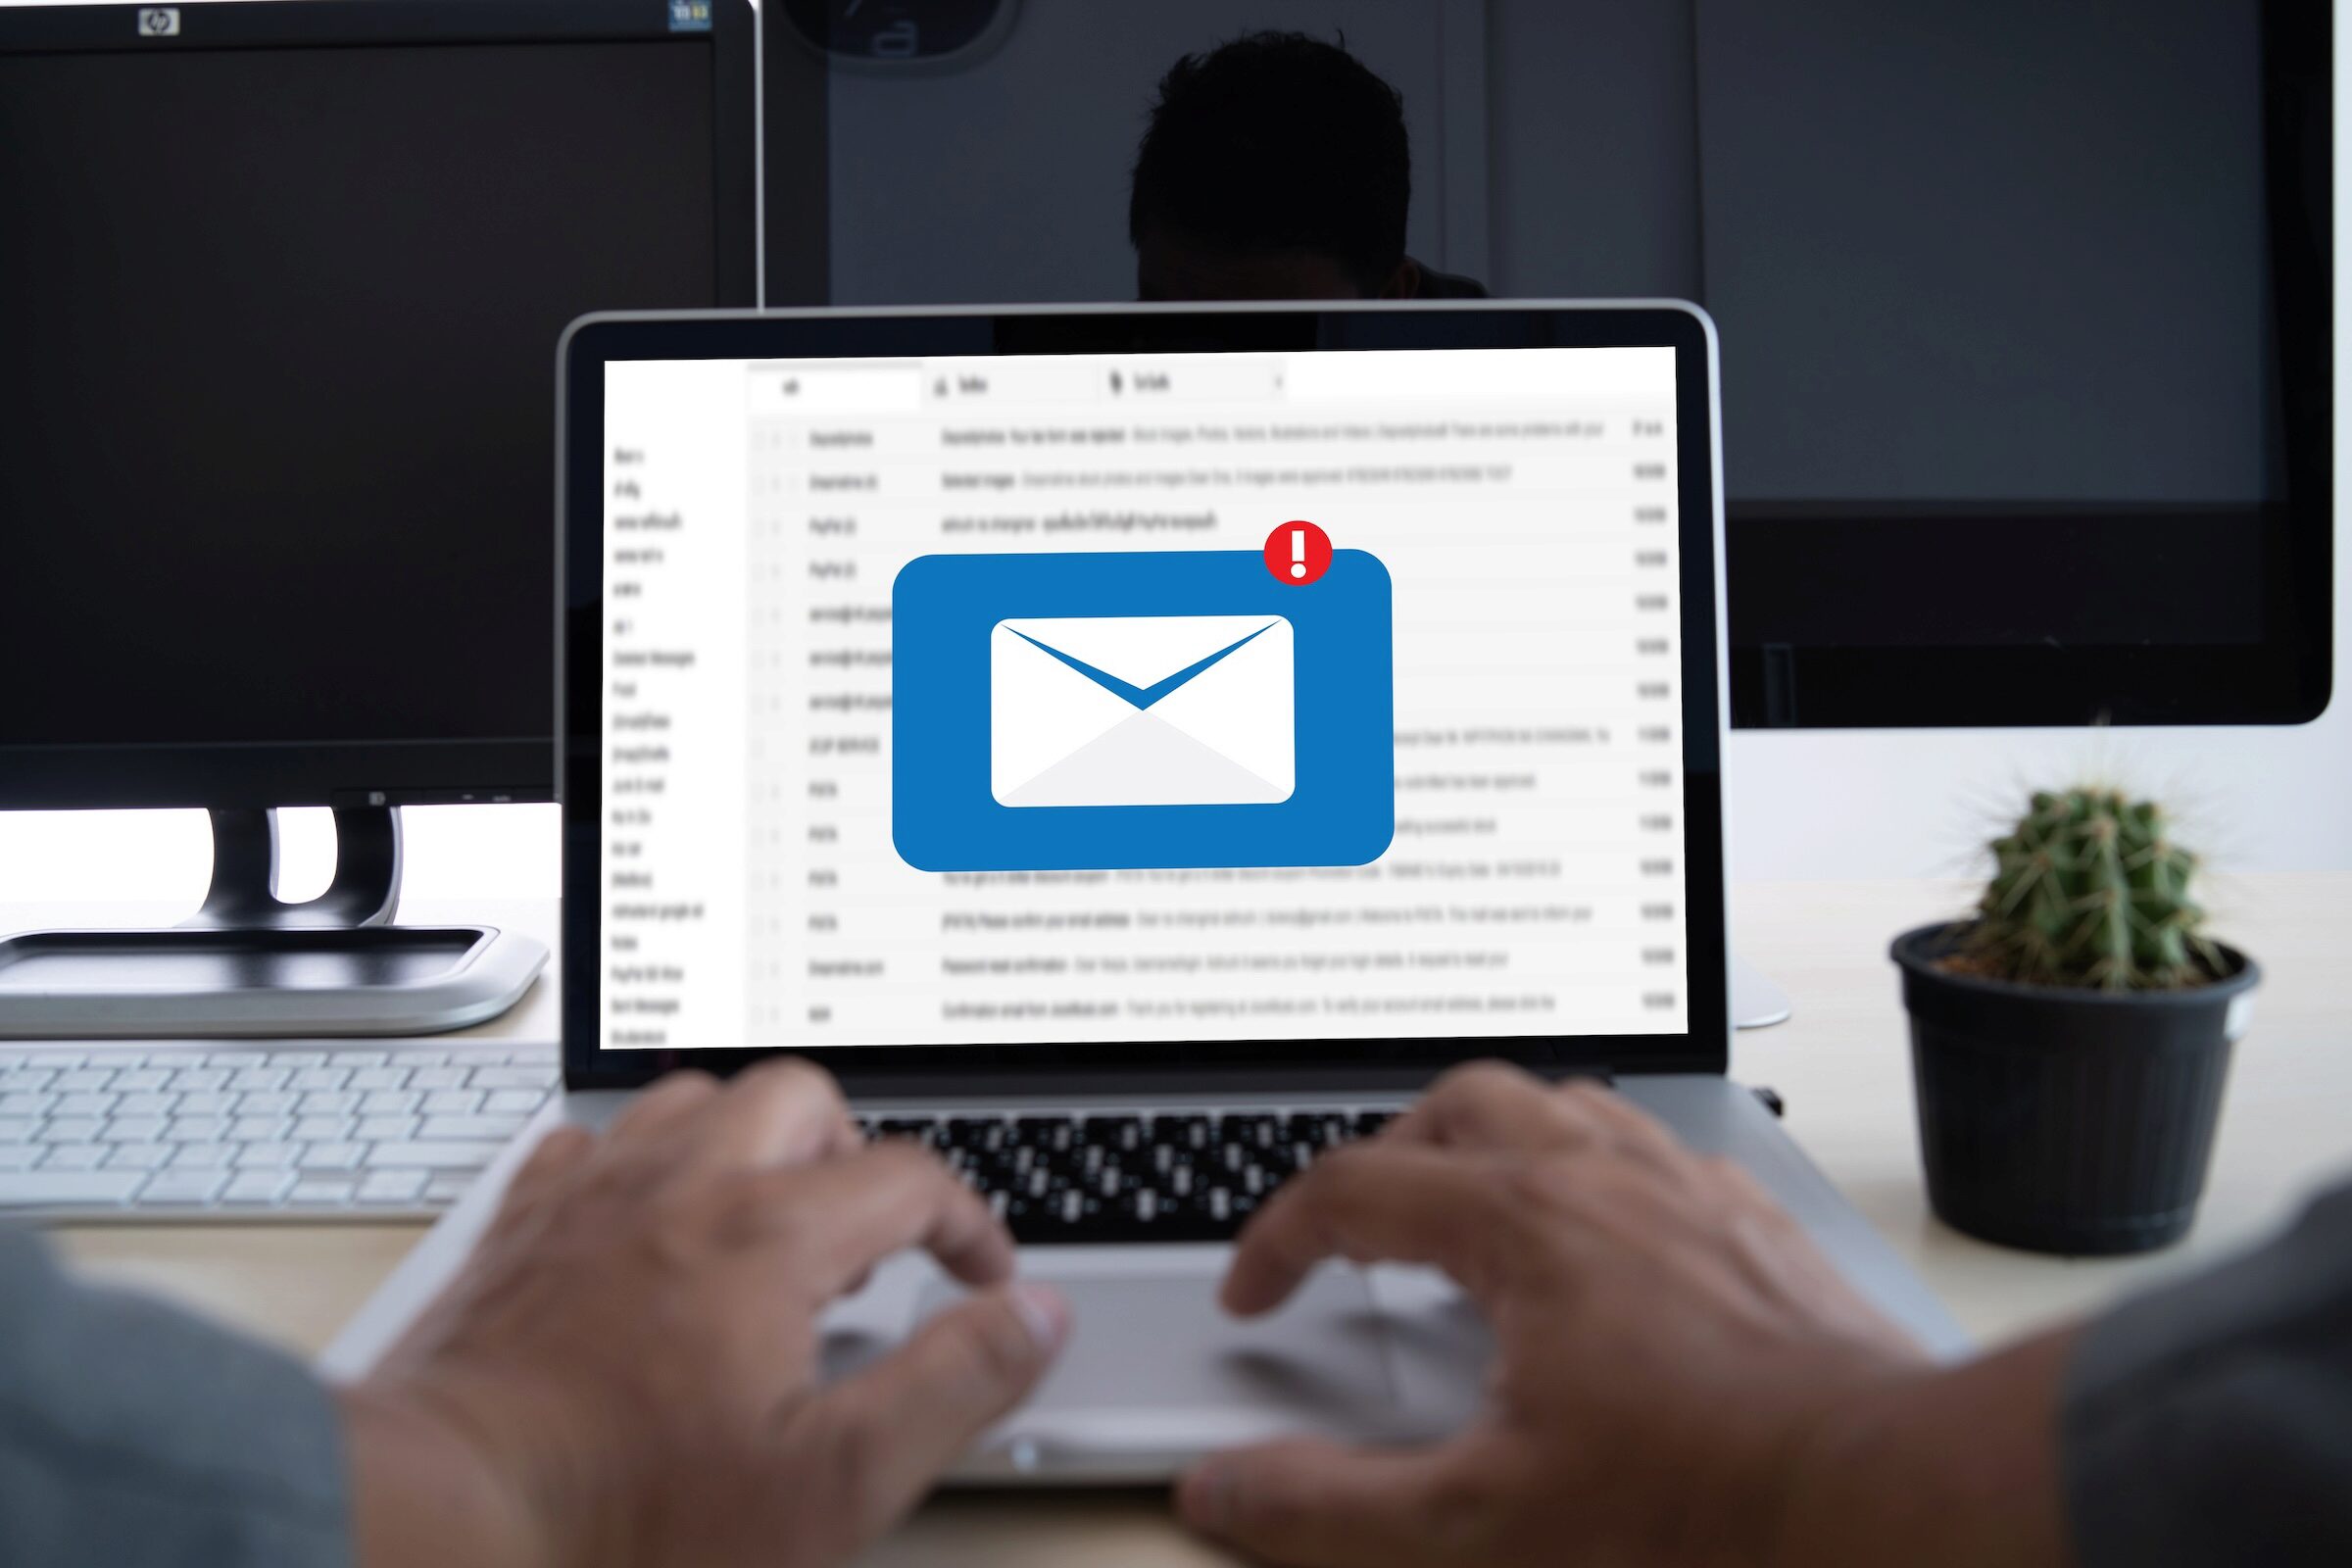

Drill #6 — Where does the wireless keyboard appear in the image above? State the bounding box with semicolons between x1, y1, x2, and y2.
0;1043;559;1221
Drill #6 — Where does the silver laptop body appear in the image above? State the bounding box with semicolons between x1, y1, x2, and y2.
326;302;1963;1483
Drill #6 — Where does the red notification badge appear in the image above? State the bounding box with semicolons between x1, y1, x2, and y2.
1264;519;1333;585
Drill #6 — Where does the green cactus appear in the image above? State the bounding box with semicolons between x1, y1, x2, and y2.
1960;787;2220;992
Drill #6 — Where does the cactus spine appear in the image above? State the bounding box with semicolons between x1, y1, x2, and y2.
1961;787;2217;992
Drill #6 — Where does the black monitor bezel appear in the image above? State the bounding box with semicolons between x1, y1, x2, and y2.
0;0;758;810
1725;0;2331;730
558;304;1731;1096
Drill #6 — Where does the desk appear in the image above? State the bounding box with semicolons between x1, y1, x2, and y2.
33;875;2352;1567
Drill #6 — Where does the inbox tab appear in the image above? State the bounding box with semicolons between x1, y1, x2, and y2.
893;550;1394;872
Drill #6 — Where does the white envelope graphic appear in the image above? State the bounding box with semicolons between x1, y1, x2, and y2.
990;614;1295;808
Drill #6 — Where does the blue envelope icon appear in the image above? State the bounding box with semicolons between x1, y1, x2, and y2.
893;550;1395;872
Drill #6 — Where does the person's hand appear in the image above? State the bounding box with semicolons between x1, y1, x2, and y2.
1176;1062;2071;1568
339;1060;1069;1568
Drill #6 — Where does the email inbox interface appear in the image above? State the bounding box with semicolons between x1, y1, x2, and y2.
601;348;1690;1052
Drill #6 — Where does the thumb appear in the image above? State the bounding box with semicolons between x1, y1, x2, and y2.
815;1282;1069;1535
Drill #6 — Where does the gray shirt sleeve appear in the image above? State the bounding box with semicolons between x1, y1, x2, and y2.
0;1227;349;1567
2065;1178;2352;1567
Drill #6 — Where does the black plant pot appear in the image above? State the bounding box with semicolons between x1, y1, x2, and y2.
1890;924;2260;1256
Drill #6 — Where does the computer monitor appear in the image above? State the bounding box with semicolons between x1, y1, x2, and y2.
0;0;756;1034
773;0;2331;728
1710;0;2332;728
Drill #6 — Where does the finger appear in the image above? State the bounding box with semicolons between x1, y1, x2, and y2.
1385;1060;1592;1152
1387;1065;1683;1180
599;1067;719;1153
1178;1438;1486;1568
740;1141;1016;1298
1550;1077;1688;1165
673;1056;857;1178
488;1122;595;1233
1221;1144;1522;1316
809;1282;1069;1541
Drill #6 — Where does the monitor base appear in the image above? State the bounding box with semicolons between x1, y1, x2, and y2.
1733;953;1794;1030
0;807;547;1038
0;924;548;1038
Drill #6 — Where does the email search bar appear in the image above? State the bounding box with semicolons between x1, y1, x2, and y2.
747;367;923;416
1104;357;1281;403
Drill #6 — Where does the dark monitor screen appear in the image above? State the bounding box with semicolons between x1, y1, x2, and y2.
772;0;2329;728
1703;0;2330;727
0;2;754;807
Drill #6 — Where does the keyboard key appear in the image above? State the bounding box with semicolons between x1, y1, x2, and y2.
221;1171;297;1206
226;1068;292;1093
0;1117;34;1143
21;1053;84;1069
38;1144;107;1171
297;1091;361;1115
111;1068;171;1093
0;1171;147;1207
40;1118;102;1145
420;1089;485;1115
367;1140;503;1170
466;1066;554;1090
291;1115;353;1142
102;1144;172;1170
165;1068;230;1093
100;1117;168;1144
232;1143;300;1169
0;1145;38;1171
416;1115;526;1143
2;1071;57;1093
299;1143;368;1172
173;1091;232;1116
54;1093;117;1118
52;1068;116;1092
408;1067;467;1091
359;1090;421;1115
422;1173;477;1203
482;1089;546;1115
288;1067;352;1093
0;1094;52;1117
138;1170;228;1206
114;1092;177;1117
169;1144;235;1170
347;1067;410;1092
238;1092;297;1116
228;1116;289;1143
164;1118;227;1143
355;1116;417;1143
287;1176;357;1206
357;1170;429;1205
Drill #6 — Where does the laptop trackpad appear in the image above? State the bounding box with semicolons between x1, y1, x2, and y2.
914;1264;1395;1423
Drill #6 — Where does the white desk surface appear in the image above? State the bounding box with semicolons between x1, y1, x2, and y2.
20;875;2352;1567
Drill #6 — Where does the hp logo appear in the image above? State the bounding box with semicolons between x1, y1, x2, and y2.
137;8;180;36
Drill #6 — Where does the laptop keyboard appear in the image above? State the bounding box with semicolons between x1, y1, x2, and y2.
0;1045;560;1219
858;1109;1397;1244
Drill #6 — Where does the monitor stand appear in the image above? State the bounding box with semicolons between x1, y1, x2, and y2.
1731;953;1794;1030
0;807;549;1039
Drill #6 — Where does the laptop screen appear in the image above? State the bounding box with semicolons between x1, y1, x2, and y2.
595;344;1692;1055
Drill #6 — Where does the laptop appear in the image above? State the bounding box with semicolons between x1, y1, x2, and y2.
325;301;1963;1481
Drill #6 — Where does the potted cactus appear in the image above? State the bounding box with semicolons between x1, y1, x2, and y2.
1889;787;2260;1255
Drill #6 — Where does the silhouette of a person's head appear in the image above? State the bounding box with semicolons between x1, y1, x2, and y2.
1129;31;1484;302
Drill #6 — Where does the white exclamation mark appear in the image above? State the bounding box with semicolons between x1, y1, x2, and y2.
1290;527;1307;578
